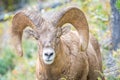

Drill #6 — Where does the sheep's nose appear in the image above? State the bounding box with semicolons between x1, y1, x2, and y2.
44;52;54;58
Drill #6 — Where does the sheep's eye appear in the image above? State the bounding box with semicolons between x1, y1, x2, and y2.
56;37;59;38
56;35;60;39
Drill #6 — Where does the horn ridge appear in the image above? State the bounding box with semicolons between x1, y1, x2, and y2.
11;10;44;56
52;6;89;51
21;10;44;27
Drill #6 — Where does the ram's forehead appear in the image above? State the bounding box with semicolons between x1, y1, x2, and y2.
38;23;56;41
36;20;56;33
40;31;55;39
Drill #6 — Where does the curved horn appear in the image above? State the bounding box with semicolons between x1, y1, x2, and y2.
11;10;44;56
52;6;89;51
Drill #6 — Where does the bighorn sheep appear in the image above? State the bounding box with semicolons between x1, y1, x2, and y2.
11;6;104;80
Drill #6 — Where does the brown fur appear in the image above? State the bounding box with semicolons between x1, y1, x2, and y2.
36;31;104;80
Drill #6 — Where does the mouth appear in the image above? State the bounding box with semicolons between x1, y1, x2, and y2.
44;59;54;64
46;59;52;62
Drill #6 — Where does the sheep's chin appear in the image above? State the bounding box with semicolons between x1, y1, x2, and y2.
44;59;54;65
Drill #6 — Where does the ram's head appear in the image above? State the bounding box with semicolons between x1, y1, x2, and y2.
11;7;89;65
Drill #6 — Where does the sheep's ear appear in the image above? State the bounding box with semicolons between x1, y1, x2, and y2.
61;25;71;35
56;25;71;38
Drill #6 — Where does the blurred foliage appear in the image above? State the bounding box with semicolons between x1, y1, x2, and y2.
0;39;37;80
0;0;28;12
116;0;120;11
0;0;120;80
113;49;120;67
107;76;119;80
22;39;38;58
0;46;15;75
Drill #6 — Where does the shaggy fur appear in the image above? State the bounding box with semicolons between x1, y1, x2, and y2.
36;31;104;80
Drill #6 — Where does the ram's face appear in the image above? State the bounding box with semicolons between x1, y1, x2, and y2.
38;22;58;65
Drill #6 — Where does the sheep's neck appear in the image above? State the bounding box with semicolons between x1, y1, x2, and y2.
43;39;70;79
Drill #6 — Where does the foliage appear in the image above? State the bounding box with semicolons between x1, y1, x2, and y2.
0;46;15;76
107;75;120;80
116;0;120;11
113;49;120;67
0;0;28;12
0;39;37;80
22;39;38;58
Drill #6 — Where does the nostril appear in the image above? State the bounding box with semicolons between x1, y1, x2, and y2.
44;52;54;57
44;53;48;56
50;53;53;56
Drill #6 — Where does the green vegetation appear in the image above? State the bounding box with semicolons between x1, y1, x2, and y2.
0;39;37;80
0;0;29;12
0;46;15;75
116;0;120;11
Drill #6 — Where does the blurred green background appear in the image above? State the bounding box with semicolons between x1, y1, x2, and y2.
0;0;120;80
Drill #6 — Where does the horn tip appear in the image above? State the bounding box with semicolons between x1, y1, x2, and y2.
16;44;23;57
17;50;23;57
